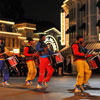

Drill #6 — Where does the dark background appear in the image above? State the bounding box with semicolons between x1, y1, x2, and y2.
0;0;64;30
21;0;64;29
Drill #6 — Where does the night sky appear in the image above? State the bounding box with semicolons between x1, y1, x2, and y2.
21;0;64;30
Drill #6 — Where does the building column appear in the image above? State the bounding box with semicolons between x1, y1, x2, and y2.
10;38;13;48
18;39;20;48
5;37;9;47
14;38;17;48
18;39;20;53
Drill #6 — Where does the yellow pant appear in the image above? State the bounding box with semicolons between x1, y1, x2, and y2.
75;60;92;86
26;60;37;82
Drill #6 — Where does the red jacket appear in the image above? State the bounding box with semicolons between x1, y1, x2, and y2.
24;47;39;62
72;43;92;61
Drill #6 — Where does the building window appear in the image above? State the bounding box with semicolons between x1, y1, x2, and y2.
8;38;10;47
2;38;5;46
13;38;15;47
17;39;19;48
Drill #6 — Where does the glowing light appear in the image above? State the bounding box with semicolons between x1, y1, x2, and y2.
99;34;100;41
61;11;66;45
17;27;36;30
13;49;19;53
45;35;59;51
45;27;61;34
18;37;26;40
33;38;39;41
0;20;14;25
24;40;28;42
0;31;21;36
18;37;39;41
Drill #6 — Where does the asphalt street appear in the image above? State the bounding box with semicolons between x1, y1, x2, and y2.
0;74;100;100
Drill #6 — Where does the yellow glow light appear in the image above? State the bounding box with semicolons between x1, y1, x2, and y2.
61;11;66;45
0;20;14;25
0;31;21;36
45;35;59;51
13;49;19;53
18;27;36;30
45;27;61;34
33;38;39;41
18;37;26;40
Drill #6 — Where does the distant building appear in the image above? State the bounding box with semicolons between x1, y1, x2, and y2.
0;20;21;53
0;20;37;53
0;19;63;54
15;23;38;53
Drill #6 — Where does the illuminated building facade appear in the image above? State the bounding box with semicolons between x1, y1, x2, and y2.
15;23;38;52
0;20;37;53
61;0;100;73
0;20;21;53
0;20;62;54
62;0;100;45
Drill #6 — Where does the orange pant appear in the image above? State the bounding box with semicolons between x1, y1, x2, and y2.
75;60;92;86
38;57;54;83
26;60;37;82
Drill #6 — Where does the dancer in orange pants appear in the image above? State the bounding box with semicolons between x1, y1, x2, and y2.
24;37;39;86
72;35;92;92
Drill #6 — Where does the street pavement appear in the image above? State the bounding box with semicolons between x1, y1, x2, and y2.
0;74;100;100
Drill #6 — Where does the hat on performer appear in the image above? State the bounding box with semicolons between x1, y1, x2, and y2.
39;34;45;39
76;34;83;40
27;37;33;42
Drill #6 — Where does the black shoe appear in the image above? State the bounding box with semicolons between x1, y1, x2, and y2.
83;84;91;90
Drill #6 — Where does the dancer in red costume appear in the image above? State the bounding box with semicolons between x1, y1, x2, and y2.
36;34;55;88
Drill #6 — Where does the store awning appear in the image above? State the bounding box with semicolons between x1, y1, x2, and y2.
79;23;86;29
66;14;69;18
96;1;100;8
66;25;76;34
85;42;100;52
96;20;100;27
80;4;85;11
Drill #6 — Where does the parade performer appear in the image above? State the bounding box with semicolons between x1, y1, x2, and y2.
36;34;55;88
0;38;13;86
24;37;39;86
72;35;92;92
80;41;92;89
